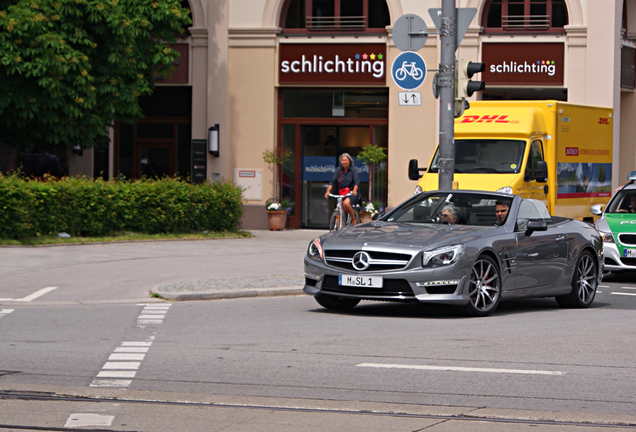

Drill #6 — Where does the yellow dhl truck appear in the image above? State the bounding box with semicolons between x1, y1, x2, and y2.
408;100;613;221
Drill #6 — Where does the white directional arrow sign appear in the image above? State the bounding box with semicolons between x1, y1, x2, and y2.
398;91;422;106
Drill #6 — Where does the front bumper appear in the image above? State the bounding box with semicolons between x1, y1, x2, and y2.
303;256;471;306
603;241;636;272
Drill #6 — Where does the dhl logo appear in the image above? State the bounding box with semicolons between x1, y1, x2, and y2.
598;118;611;125
456;115;519;124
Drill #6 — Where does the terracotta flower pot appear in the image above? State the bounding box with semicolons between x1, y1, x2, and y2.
359;211;373;223
267;210;287;231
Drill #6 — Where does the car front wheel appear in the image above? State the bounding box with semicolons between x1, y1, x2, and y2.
314;294;360;311
556;250;597;308
464;255;501;317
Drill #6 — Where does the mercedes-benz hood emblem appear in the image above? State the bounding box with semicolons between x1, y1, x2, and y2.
352;251;371;271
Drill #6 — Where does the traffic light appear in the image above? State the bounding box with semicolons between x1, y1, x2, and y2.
455;59;485;100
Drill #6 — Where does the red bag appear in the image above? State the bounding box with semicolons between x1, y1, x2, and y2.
339;187;351;195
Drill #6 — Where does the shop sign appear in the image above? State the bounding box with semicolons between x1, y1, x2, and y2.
303;156;369;182
482;43;564;86
279;44;386;85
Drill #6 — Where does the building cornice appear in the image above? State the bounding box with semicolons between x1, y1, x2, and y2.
228;27;279;47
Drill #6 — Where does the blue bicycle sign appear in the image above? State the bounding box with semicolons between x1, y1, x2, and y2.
391;51;426;90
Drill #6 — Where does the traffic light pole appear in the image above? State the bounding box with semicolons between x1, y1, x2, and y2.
438;0;456;191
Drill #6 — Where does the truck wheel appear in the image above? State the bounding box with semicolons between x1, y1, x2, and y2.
556;251;597;308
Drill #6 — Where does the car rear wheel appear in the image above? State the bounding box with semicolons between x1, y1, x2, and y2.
314;294;360;311
464;255;501;317
556;251;597;308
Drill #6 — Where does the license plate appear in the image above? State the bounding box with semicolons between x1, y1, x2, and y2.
338;275;383;288
624;248;636;258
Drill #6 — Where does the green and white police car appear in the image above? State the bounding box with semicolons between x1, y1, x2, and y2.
591;170;636;272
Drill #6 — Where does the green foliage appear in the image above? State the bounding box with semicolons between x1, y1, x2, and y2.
357;144;387;165
0;0;191;150
0;174;243;239
262;147;292;166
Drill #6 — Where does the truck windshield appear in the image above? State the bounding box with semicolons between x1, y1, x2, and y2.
428;139;526;174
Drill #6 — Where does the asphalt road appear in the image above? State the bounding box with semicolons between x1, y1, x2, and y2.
2;233;636;431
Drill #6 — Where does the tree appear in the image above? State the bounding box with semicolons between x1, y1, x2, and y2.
262;147;292;204
356;143;386;203
0;0;191;151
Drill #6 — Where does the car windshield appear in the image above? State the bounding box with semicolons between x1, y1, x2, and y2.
428;139;525;174
386;192;512;226
606;189;636;213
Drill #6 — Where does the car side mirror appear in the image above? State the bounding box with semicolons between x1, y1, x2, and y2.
590;204;603;216
534;161;548;183
525;219;548;236
408;159;426;181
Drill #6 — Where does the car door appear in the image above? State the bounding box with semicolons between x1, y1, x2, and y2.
510;200;569;295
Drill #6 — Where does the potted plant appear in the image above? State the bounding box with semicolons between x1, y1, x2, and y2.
265;198;291;231
263;147;293;230
360;200;381;223
356;143;387;207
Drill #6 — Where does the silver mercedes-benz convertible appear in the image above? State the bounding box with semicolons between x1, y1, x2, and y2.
304;190;603;316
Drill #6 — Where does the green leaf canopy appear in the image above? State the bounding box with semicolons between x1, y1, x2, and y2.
0;0;191;151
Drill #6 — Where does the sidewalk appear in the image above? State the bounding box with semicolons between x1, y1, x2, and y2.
151;229;325;301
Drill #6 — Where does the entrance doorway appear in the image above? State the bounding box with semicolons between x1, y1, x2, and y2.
279;88;389;229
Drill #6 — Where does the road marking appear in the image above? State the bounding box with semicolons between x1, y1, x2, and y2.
114;347;149;353
611;292;636;296
96;371;137;379
620;286;636;290
599;285;609;288
108;353;145;361
65;414;114;428
0;287;57;302
137;304;171;327
0;309;14;318
357;363;566;376
91;304;171;388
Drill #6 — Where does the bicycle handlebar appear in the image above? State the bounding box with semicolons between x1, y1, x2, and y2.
328;192;354;199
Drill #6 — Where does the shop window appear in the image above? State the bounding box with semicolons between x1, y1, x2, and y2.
282;89;388;118
281;0;390;33
482;0;568;33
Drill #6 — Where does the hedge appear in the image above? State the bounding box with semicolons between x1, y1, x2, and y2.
0;174;244;239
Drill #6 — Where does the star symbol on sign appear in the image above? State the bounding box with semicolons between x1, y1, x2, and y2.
362;53;368;60
355;53;360;60
377;53;383;60
370;53;376;60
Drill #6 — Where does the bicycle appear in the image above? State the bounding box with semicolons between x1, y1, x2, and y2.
395;61;423;81
328;192;360;232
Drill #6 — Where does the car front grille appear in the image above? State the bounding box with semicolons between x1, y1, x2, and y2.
321;275;416;299
605;257;620;266
619;234;636;246
620;257;636;266
324;250;412;271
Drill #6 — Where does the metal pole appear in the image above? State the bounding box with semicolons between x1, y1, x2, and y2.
438;0;456;190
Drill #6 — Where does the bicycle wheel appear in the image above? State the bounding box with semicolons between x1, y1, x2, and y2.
329;212;339;232
353;208;360;224
395;68;407;81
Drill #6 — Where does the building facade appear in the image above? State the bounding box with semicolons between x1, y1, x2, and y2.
72;0;636;229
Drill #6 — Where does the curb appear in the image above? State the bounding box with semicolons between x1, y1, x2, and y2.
152;286;304;301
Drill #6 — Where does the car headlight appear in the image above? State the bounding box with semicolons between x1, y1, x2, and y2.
422;245;464;267
307;238;323;260
599;231;614;243
413;185;423;195
497;186;513;194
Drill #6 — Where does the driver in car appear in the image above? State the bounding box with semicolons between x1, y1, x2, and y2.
495;200;510;225
440;205;459;224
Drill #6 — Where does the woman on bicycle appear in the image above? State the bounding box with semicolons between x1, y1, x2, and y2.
324;153;360;225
